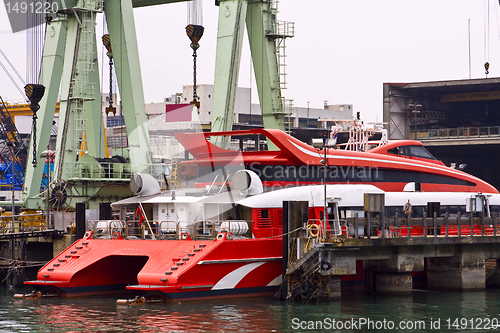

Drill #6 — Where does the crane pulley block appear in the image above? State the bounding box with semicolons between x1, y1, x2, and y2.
186;24;204;45
102;34;112;55
24;84;45;110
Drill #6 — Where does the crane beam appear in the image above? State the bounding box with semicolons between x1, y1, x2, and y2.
23;17;68;208
22;0;163;209
84;36;107;159
210;0;288;149
105;0;152;172
53;16;81;183
211;0;248;148
247;0;285;132
131;0;186;8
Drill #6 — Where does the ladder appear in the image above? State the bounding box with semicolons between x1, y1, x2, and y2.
267;0;295;131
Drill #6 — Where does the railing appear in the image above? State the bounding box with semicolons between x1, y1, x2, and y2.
70;162;165;182
87;220;252;241
304;213;500;241
0;212;48;235
306;219;341;242
270;20;295;38
72;162;131;181
414;126;500;140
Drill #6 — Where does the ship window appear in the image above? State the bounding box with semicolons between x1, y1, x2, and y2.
368;133;382;141
447;205;460;216
372;169;385;181
196;165;244;182
261;209;269;219
245;164;474;187
358;167;373;181
395;145;437;160
327;203;338;220
345;167;357;181
387;147;399;155
490;205;500;215
408;146;436;159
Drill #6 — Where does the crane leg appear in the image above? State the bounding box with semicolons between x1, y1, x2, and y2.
23;17;68;209
247;0;285;148
105;0;152;170
211;0;248;149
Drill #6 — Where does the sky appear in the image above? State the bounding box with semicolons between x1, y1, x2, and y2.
1;0;500;123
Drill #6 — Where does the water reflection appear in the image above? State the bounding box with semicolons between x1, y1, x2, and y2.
2;288;285;332
2;287;500;332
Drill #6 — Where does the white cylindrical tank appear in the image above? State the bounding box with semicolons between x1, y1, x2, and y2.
220;220;249;236
95;220;125;235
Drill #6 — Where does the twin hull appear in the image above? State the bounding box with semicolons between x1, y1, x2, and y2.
25;233;283;301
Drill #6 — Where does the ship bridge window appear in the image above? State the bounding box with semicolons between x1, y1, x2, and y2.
388;145;437;160
196;165;244;183
368;133;382;141
372;169;385;181
490;205;500;216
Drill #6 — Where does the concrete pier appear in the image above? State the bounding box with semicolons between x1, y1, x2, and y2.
283;213;500;302
364;246;424;294
0;234;75;286
369;272;413;294
427;244;487;291
486;259;500;287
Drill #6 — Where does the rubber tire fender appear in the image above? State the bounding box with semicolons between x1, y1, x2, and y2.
320;260;332;271
6;269;23;289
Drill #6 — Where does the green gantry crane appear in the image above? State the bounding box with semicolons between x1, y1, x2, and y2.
20;0;292;210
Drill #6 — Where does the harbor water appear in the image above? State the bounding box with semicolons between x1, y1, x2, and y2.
2;286;500;332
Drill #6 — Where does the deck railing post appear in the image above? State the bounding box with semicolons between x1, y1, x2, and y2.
381;211;386;238
395;212;399;238
367;214;371;238
433;212;437;238
423;212;427;238
481;212;485;237
470;214;473;236
458;212;462;237
445;212;449;237
408;211;411;239
354;212;359;238
494;213;497;237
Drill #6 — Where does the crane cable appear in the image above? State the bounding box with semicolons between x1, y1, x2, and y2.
0;49;27;100
25;12;45;167
186;0;204;108
485;0;490;75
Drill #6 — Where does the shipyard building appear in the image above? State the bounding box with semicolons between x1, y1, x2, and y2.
384;77;500;190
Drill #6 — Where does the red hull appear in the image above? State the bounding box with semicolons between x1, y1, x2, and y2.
25;232;284;300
